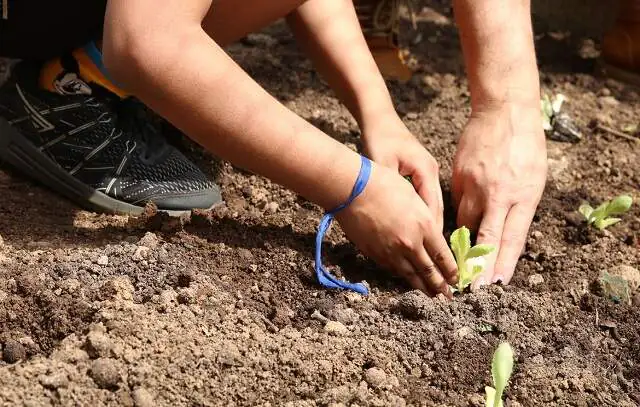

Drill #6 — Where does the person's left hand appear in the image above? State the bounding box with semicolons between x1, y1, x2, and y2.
362;114;445;231
452;103;548;288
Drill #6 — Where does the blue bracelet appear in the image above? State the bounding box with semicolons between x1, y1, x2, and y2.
314;155;371;295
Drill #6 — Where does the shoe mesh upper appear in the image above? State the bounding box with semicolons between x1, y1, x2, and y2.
0;61;219;210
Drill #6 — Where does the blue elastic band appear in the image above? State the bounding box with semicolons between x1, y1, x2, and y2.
314;155;371;295
83;41;125;88
83;42;113;81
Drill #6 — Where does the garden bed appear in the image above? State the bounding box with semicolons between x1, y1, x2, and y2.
1;5;639;406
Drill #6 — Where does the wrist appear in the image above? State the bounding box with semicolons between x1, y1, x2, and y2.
359;110;405;141
468;68;541;114
351;87;396;130
311;143;364;211
470;95;540;118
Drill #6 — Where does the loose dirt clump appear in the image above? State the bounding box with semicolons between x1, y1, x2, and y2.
1;3;640;406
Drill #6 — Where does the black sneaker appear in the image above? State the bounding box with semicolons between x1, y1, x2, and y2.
0;58;222;215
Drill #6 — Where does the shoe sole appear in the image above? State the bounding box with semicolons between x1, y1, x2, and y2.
0;117;219;216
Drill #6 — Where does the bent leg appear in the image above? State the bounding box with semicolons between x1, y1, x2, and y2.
202;0;308;47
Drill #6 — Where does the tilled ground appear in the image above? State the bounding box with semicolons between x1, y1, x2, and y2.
1;5;640;407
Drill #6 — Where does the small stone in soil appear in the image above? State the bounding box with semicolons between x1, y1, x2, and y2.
598;96;620;107
265;201;279;214
89;358;121;390
39;372;69;389
96;255;109;266
101;276;135;301
455;326;474;339
396;290;435;319
364;367;387;388
608;265;640;291
564;211;584;227
528;274;545;286
271;303;295;327
237;248;254;263
85;331;113;359
311;310;329;323
2;339;26;363
138;232;159;249
217;343;243;366
132;246;150;262
132;388;154;407
324;321;348;336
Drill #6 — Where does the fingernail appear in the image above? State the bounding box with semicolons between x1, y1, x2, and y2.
473;277;486;291
492;275;505;284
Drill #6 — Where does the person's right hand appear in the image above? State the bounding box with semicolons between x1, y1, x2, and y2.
335;162;458;297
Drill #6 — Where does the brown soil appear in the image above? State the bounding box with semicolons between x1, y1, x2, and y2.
1;4;640;407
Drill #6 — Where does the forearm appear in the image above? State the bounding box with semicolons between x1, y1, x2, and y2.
104;28;361;210
286;0;395;128
453;0;540;111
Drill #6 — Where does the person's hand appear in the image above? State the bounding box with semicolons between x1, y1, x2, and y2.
452;103;547;288
335;161;457;297
361;113;445;231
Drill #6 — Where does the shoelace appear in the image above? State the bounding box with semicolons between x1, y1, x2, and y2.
114;98;168;161
315;155;372;295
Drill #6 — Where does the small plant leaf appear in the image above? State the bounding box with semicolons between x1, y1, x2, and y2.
467;256;486;276
450;226;471;262
589;202;609;224
594;217;622;231
541;94;553;118
578;203;594;221
551;94;565;114
491;342;514;407
606;195;632;216
467;244;496;259
485;386;499;407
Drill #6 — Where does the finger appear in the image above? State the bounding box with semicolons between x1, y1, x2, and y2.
435;177;445;232
456;195;483;233
395;257;430;293
472;203;510;290
423;230;458;287
412;161;444;231
451;171;463;208
407;247;452;299
493;204;536;284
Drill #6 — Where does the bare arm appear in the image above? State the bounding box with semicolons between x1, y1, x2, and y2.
286;0;395;128
102;0;458;296
287;0;446;231
103;0;361;211
453;0;540;110
451;0;547;287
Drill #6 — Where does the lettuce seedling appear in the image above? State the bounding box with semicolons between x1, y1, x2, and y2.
485;342;515;407
579;194;633;231
541;93;565;132
450;226;495;292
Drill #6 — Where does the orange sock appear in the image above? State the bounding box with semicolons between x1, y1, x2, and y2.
39;43;129;98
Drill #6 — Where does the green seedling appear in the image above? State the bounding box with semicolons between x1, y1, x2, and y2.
485;342;515;407
450;226;495;292
579;194;633;231
541;93;565;131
